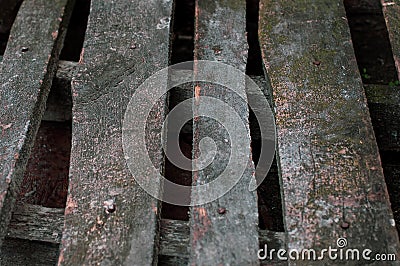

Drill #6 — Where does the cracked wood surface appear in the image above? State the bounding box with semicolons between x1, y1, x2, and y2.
259;0;400;264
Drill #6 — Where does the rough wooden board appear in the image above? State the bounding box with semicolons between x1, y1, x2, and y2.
0;0;74;248
42;60;77;122
0;237;59;266
259;0;400;262
58;0;172;265
7;203;64;244
364;84;400;152
190;0;259;265
381;0;400;80
6;206;284;262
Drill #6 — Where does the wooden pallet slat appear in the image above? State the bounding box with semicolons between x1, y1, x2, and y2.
0;0;74;248
189;0;260;265
6;205;285;260
58;0;172;264
381;0;400;79
259;0;400;261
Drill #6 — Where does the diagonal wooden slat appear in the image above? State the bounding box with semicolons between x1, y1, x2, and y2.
0;0;74;248
259;0;400;263
189;0;260;264
57;0;172;264
381;0;400;79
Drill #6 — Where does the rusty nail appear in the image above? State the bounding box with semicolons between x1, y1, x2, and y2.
218;207;226;215
341;221;350;229
313;60;321;66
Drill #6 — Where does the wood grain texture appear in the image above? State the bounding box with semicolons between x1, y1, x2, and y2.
0;0;73;248
6;206;284;264
0;237;59;266
7;203;64;243
381;0;400;80
259;0;400;263
190;0;259;264
42;60;77;122
58;0;172;264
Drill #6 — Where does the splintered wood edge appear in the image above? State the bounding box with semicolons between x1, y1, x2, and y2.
7;204;285;258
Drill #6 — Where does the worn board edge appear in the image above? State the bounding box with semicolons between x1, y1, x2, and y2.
57;0;173;265
0;0;75;248
6;206;285;261
258;0;400;261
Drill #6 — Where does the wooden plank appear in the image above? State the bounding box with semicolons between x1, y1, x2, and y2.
7;203;64;243
189;0;259;265
7;205;284;260
0;237;59;266
259;0;400;261
0;0;74;248
381;0;400;79
42;60;77;122
58;0;172;264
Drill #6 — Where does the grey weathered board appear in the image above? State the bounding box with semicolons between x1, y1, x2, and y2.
0;0;73;248
382;0;400;79
190;0;259;265
7;203;64;244
259;0;400;263
5;205;285;261
58;0;172;264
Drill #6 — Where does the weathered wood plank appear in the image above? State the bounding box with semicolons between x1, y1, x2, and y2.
0;0;74;248
189;0;259;265
0;237;59;266
42;60;77;122
6;205;285;263
259;0;400;262
381;0;400;79
7;203;64;243
58;0;172;264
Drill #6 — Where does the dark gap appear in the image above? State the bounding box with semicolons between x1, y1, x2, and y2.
0;0;23;56
18;75;72;209
160;0;195;222
344;0;400;234
246;0;284;232
381;151;400;233
246;0;263;75
344;0;398;84
59;0;91;61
